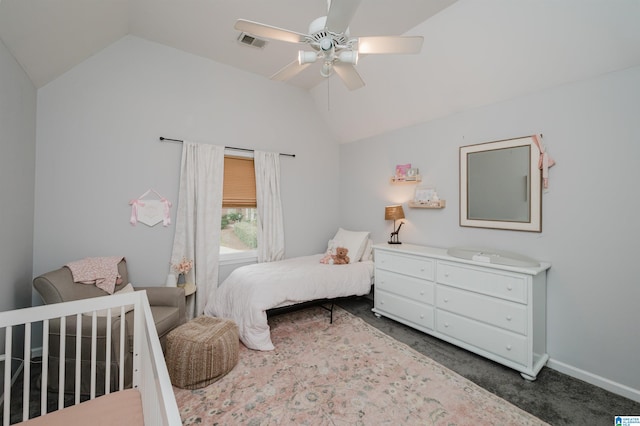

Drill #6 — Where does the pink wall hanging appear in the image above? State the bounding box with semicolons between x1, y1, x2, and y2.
129;189;172;227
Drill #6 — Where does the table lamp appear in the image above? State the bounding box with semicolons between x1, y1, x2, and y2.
385;205;405;244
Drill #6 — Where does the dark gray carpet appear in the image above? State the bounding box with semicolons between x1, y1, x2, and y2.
337;296;640;426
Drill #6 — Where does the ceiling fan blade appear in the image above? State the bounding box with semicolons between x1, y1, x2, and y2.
357;36;424;55
333;63;365;90
270;60;311;81
325;0;362;34
235;19;307;44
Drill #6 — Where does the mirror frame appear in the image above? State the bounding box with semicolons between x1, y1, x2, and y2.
460;135;542;232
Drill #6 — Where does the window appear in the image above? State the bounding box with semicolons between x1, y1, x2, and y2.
220;156;257;256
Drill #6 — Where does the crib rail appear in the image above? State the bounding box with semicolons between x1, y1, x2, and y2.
0;291;181;425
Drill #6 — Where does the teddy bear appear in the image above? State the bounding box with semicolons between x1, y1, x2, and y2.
331;247;350;265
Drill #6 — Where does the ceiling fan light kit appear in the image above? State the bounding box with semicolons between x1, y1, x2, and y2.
298;51;318;65
234;0;423;90
320;61;334;78
338;50;358;65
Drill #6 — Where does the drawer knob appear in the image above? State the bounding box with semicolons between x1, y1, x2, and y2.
506;316;512;321
420;268;425;272
444;323;449;328
420;291;424;296
420;314;424;319
444;273;449;277
506;345;512;351
507;284;513;291
444;298;449;303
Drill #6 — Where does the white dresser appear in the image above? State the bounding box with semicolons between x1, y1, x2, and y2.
372;243;551;380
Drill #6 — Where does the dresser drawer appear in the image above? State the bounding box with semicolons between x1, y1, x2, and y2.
436;285;527;335
437;262;527;303
376;269;434;305
437;310;527;366
375;290;434;331
376;251;435;280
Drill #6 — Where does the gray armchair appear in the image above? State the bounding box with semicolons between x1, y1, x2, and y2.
33;259;186;395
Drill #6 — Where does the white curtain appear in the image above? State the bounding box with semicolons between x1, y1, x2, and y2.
171;142;225;319
254;151;285;263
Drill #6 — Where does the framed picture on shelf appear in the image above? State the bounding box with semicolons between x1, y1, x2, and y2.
405;168;419;181
414;186;436;204
395;163;411;180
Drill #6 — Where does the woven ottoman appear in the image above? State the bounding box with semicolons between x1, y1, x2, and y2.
165;316;239;389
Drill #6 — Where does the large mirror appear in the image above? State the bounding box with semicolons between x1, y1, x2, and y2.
460;136;542;232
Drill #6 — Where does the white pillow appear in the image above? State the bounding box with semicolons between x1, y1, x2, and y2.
331;228;370;263
360;239;374;261
83;283;135;317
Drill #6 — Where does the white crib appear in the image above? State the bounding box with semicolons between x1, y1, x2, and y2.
0;290;181;425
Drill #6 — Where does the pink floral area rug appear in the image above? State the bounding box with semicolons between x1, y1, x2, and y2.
173;306;548;425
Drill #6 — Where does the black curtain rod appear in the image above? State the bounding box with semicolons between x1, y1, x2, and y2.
159;137;295;158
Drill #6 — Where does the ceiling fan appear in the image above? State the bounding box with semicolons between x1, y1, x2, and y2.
234;0;424;90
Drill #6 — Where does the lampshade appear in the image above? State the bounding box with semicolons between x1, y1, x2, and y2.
385;205;405;221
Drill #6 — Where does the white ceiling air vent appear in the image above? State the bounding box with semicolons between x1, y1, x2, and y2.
237;32;267;49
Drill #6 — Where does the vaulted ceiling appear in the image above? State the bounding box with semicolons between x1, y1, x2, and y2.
1;0;639;142
0;0;456;89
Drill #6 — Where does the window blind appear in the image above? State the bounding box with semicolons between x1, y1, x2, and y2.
223;156;256;207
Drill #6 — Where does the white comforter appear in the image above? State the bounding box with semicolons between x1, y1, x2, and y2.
204;254;374;351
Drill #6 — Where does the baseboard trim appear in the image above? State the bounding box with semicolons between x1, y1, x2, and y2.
547;358;640;403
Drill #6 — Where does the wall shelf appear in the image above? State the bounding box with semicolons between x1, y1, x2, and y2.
408;200;446;209
390;175;422;184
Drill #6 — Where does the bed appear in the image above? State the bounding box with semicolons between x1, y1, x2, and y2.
205;229;375;351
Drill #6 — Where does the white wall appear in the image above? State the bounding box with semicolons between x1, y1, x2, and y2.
339;66;640;400
0;38;36;312
0;37;36;381
34;36;341;286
